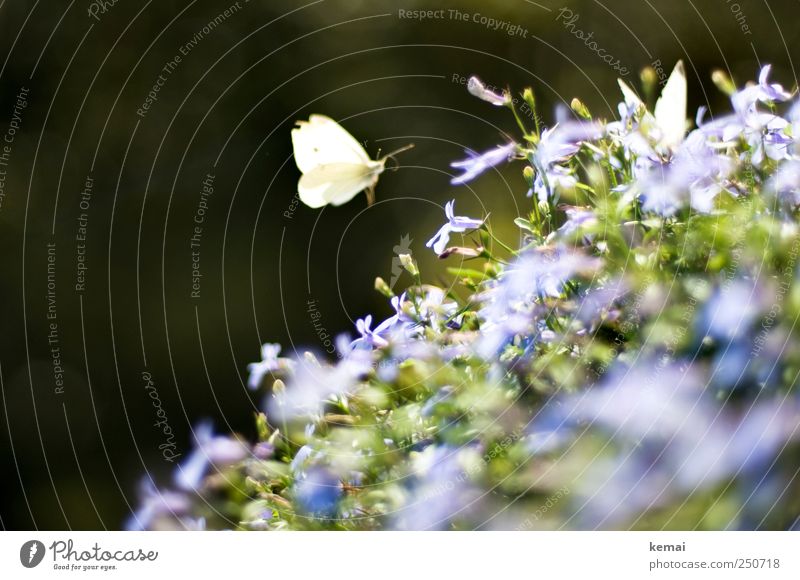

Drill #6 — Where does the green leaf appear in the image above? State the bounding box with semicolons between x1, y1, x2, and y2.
514;217;534;232
446;267;489;282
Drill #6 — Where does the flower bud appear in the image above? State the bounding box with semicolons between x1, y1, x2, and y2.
374;276;394;298
711;69;736;96
538;200;551;217
438;246;482;259
523;87;536;110
303;351;320;367
255;412;270;440
640;67;658;101
570;97;591;119
398;253;419;277
523;165;535;185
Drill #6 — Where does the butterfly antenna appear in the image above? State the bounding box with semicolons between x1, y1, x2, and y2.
382;143;415;171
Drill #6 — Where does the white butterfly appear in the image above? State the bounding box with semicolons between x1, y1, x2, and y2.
291;114;413;208
618;60;687;149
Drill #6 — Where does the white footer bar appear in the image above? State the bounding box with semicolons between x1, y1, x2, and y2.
1;531;798;579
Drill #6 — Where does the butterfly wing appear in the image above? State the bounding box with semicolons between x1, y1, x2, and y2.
617;78;645;111
292;115;372;174
297;163;381;208
654;60;687;148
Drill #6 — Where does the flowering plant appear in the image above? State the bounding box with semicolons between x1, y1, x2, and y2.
130;64;800;531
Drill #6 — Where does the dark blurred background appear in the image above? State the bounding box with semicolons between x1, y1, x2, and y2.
0;0;797;529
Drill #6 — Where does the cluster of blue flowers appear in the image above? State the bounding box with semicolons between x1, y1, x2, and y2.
128;64;800;531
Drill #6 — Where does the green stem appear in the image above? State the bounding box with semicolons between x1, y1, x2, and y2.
482;223;517;256
508;101;529;136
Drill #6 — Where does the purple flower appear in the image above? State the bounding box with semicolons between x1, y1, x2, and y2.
426;200;485;255
392;445;481;530
791;102;800;155
638;178;683;216
253;440;275;459
374;293;415;336
247;343;287;390
537;123;600;167
174;421;249;491
543;356;800;528
269;354;366;419
557;206;597;240
530;165;578;203
418;286;458;323
732;65;792;116
514;246;601;299
467;76;510;107
450;142;516;185
126;479;191;531
573;278;628;328
769;160;800;205
294;467;342;517
476;246;601;357
530;122;602;202
334;333;372;366
701;72;793;168
635;129;735;215
289;444;319;475
350;314;389;349
699;279;764;341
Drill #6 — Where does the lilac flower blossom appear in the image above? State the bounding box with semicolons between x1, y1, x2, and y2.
350;315;389;350
791;102;800;156
450;142;516;185
290;444;319;475
125;479;192;531
606;100;640;139
467;76;510;107
542;359;800;528
417;285;459;327
557;206;597;240
374;292;418;340
334;333;374;372
672;130;736;211
529;122;602;202
769;160;800;205
635;129;735;215
268;353;368;420
512;246;601;299
426;200;485;254
606;99;661;177
732;65;793;116
573;278;628;328
699;278;765;341
175;421;250;491
700;69;794;168
702;110;790;167
392;445;482;530
294;467;343;517
477;246;601;357
247;343;288;390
